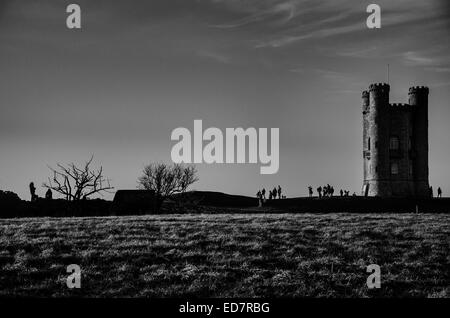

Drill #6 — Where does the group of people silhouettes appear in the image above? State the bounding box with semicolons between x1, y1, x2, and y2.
257;185;283;201
29;182;52;201
307;184;443;198
430;186;443;198
308;185;356;198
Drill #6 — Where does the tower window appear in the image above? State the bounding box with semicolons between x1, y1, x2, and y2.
390;136;399;150
391;162;399;175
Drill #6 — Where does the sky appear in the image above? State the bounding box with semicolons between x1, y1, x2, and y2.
0;0;449;200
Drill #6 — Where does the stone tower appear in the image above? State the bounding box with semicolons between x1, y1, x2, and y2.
362;83;429;197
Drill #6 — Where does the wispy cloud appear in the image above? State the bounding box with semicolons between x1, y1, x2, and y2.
196;50;232;64
402;49;450;73
429;81;450;87
254;21;363;48
403;51;436;67
212;1;298;28
426;67;450;73
336;46;380;58
209;0;449;52
289;66;362;88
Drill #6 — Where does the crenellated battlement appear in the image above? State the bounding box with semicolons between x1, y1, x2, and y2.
390;103;411;108
408;86;429;95
369;83;390;92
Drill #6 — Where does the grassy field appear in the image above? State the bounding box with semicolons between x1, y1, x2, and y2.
0;213;448;297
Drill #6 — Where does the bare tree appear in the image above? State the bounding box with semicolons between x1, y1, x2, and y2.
138;163;198;211
43;156;113;201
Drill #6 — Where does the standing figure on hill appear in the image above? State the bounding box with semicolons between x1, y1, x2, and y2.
256;190;262;207
330;186;334;197
308;186;313;197
45;189;53;200
317;186;322;198
261;188;266;200
277;185;282;199
272;187;277;199
340;189;344;197
29;182;37;202
268;191;273;200
437;187;442;198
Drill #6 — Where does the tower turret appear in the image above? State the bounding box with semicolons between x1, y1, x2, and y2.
363;83;391;196
408;86;429;196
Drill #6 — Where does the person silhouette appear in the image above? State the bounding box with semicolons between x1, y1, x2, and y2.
261;188;266;199
45;189;53;200
340;189;343;197
29;182;36;202
317;186;322;198
256;190;262;207
277;185;282;199
308;186;313;197
272;187;277;199
437;187;442;198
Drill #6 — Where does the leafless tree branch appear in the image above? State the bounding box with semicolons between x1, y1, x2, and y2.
43;156;113;201
138;163;198;211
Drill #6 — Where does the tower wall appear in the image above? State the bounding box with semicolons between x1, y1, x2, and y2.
365;83;391;196
409;86;429;196
389;104;415;196
362;90;370;192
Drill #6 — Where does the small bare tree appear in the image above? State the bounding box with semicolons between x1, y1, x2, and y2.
43;156;113;201
138;163;198;211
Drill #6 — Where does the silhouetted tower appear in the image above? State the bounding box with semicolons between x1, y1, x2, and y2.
409;86;429;196
362;83;429;197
